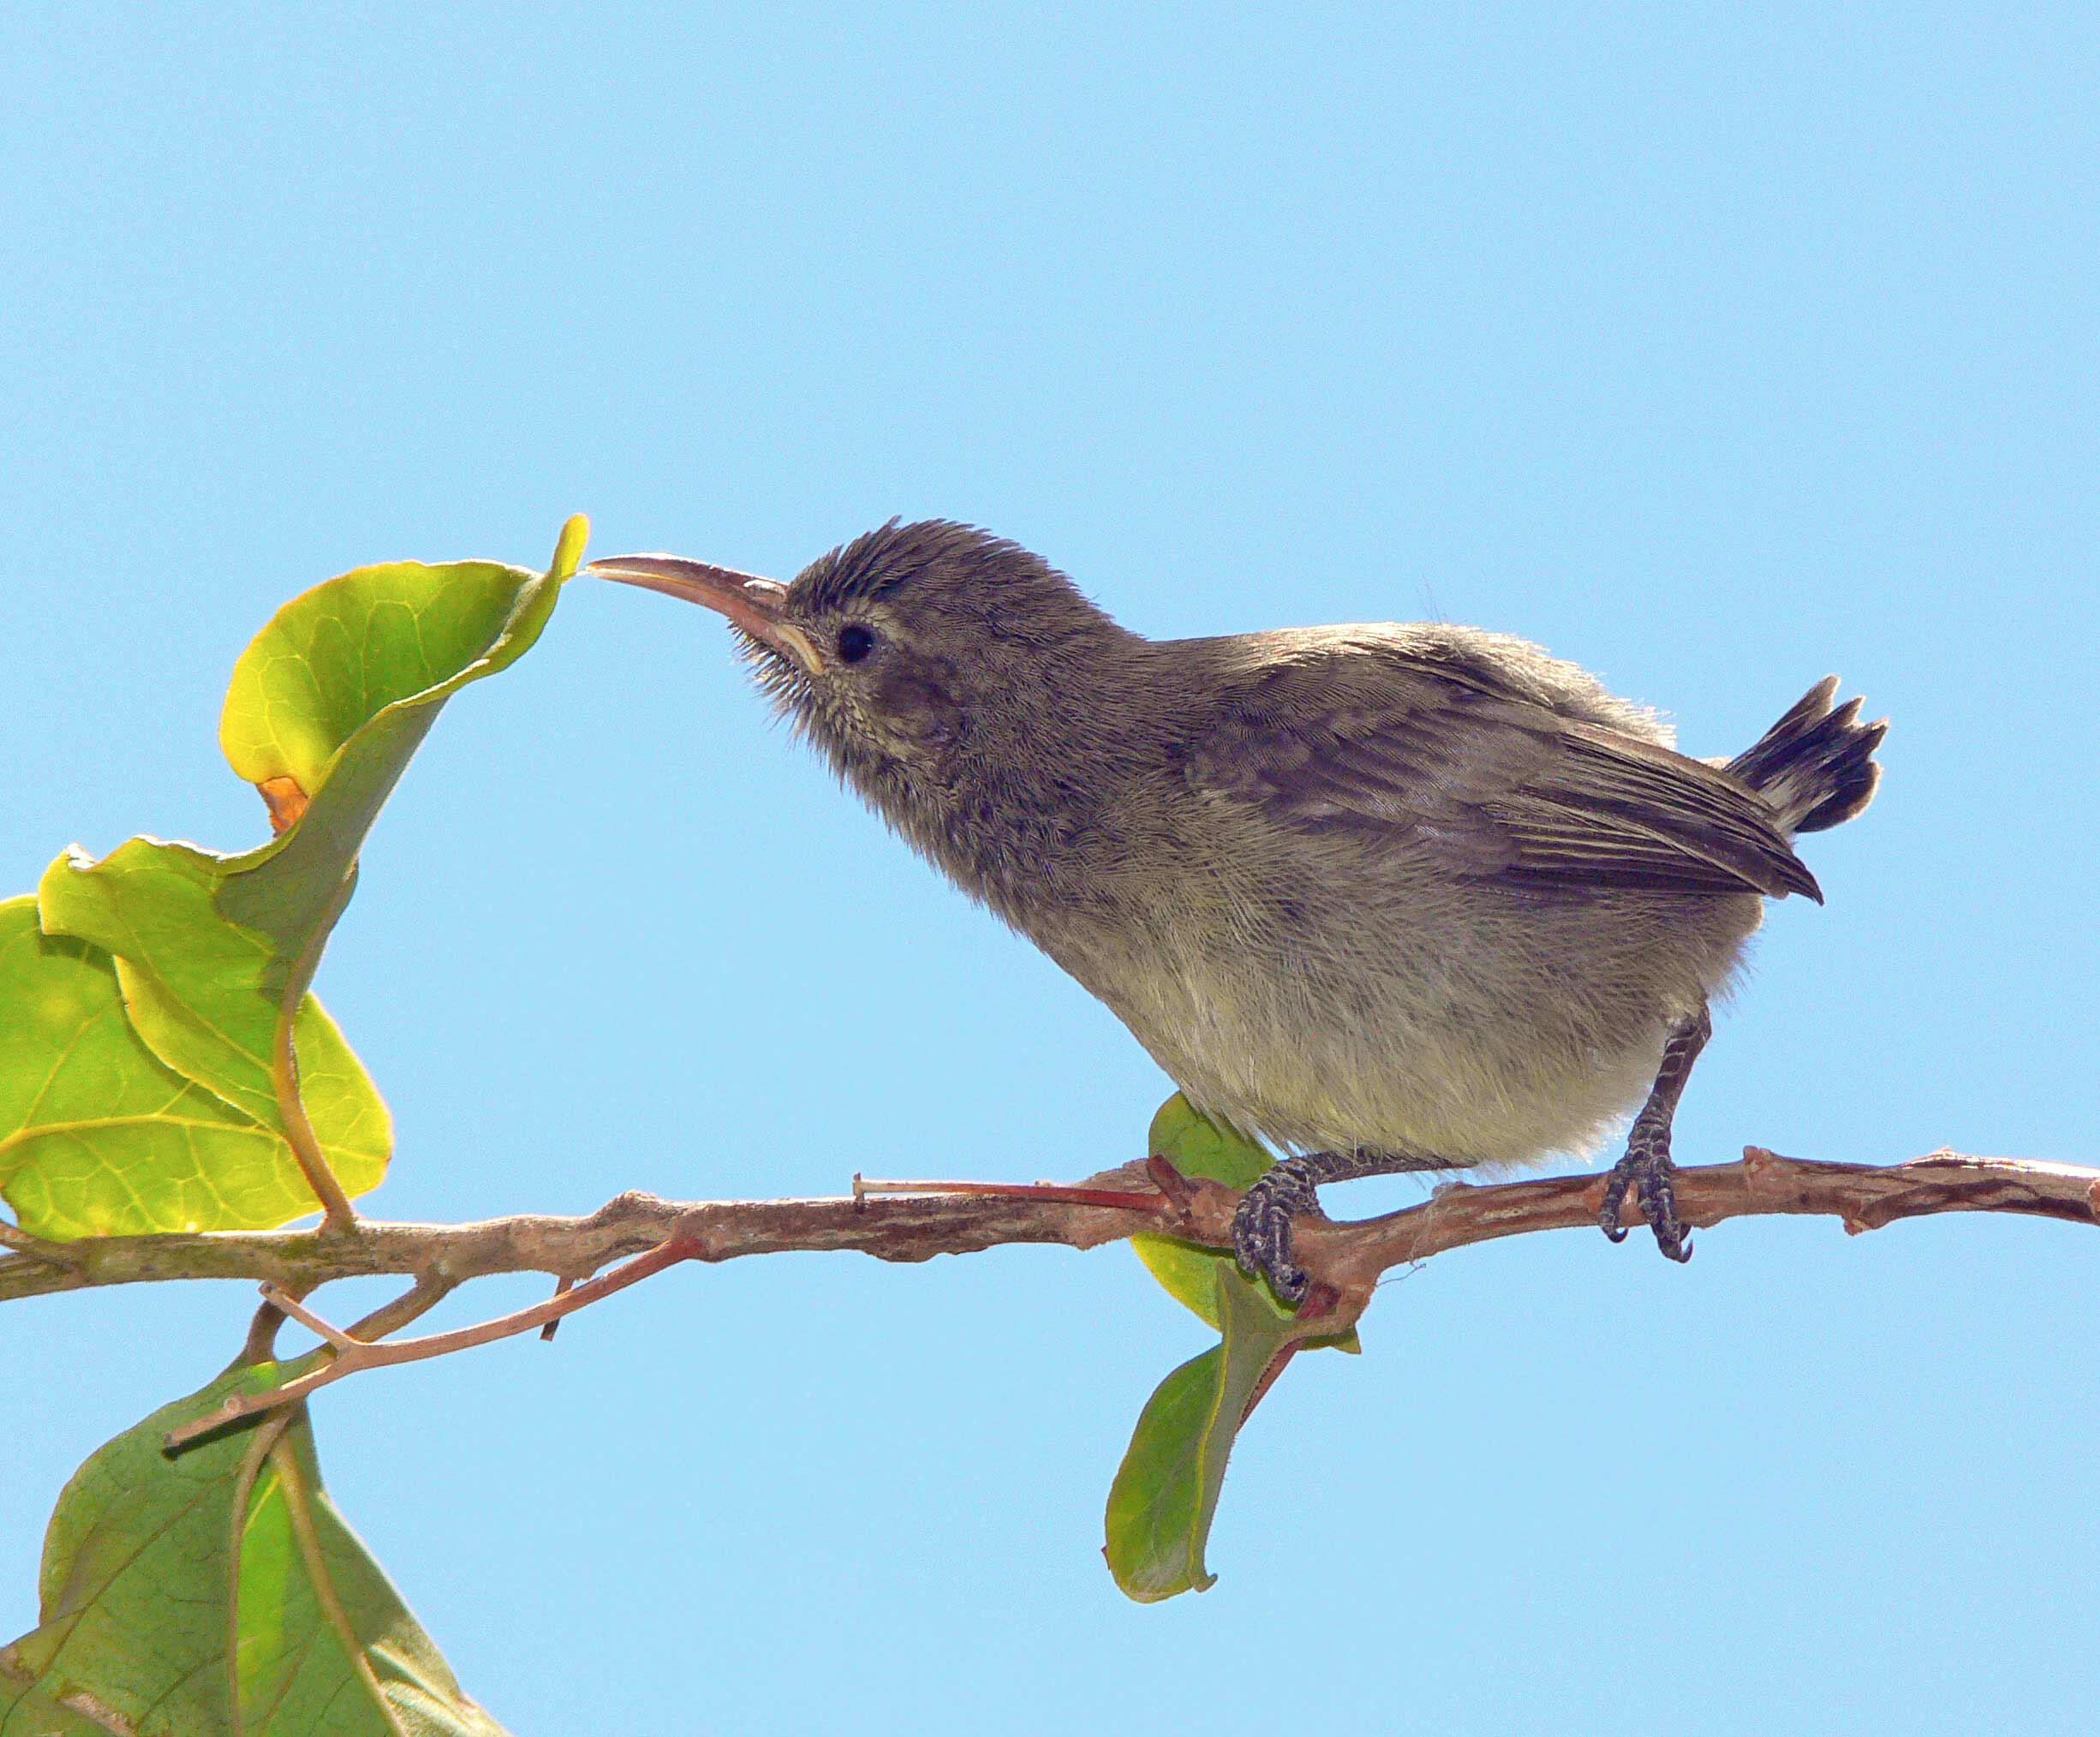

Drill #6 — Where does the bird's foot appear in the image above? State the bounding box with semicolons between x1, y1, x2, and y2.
1598;1131;1692;1262
1231;1157;1327;1304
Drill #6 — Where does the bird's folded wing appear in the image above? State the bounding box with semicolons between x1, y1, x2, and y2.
1183;652;1821;900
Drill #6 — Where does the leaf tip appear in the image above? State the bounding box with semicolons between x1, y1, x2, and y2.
551;514;590;582
34;845;92;930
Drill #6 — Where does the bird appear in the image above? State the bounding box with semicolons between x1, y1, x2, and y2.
592;521;1885;1301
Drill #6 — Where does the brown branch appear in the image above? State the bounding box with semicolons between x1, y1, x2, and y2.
1290;1145;2100;1291
4;1147;2091;1328
0;1179;1159;1304
0;1221;82;1267
9;1143;2071;1449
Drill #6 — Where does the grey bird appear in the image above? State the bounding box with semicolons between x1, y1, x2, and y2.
594;522;1885;1299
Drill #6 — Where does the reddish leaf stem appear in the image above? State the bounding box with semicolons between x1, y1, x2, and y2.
164;1224;704;1450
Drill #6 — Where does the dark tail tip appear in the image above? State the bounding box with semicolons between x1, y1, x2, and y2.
1727;676;1888;837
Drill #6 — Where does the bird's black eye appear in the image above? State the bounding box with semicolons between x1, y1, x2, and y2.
837;623;876;665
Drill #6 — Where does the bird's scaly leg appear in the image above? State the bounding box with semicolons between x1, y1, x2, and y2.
1233;1147;1455;1304
1598;1003;1713;1262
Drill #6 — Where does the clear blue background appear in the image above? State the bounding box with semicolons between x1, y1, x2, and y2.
3;6;2095;1733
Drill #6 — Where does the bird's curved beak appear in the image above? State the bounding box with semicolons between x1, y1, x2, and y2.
588;552;826;675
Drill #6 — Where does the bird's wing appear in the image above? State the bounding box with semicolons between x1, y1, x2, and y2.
1183;646;1820;900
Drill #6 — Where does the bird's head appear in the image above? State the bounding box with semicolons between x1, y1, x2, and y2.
591;520;1137;820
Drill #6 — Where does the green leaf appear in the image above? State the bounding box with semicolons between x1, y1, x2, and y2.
36;845;390;1179
1104;1266;1306;1603
0;898;360;1237
0;1364;510;1735
1130;1095;1271;1325
213;519;582;970
23;520;586;1229
1131;1093;1358;1352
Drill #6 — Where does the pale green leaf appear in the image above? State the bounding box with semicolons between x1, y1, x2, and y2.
214;526;580;973
0;898;360;1237
36;845;389;1188
1131;1092;1358;1351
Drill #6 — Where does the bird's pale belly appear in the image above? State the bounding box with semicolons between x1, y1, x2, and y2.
1070;884;1759;1170
1122;965;1667;1167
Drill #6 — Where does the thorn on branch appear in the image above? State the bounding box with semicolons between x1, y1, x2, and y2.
1143;1155;1199;1216
540;1274;576;1341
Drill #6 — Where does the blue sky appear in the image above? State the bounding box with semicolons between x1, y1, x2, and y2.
3;5;2095;1732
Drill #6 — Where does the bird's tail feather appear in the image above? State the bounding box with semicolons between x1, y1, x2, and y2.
1727;676;1887;836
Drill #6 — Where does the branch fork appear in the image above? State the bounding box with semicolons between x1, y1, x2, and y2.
164;1215;713;1449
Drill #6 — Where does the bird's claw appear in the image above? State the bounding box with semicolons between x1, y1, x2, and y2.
1599;1135;1692;1262
1231;1160;1324;1304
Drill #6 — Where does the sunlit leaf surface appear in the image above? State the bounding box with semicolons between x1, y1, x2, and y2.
0;898;369;1237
